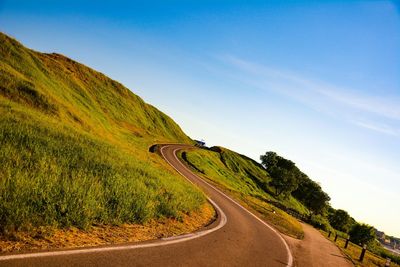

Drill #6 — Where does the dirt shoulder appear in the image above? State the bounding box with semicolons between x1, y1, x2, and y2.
0;203;215;254
284;222;353;267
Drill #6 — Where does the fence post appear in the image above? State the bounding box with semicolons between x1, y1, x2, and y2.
328;231;331;238
359;244;367;262
344;238;349;249
334;234;338;242
385;258;391;267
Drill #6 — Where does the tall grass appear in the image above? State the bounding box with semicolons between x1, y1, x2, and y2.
0;111;204;234
0;32;205;236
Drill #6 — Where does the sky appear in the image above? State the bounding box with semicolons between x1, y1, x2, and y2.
0;0;399;237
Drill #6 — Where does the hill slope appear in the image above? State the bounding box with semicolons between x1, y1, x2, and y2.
0;33;190;145
0;32;205;236
180;146;306;238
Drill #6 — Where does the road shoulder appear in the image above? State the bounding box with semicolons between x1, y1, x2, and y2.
283;222;353;267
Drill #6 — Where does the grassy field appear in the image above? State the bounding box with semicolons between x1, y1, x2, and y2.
321;231;400;267
0;32;206;238
179;147;305;239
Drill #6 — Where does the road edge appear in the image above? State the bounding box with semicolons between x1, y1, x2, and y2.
0;146;227;262
168;145;293;267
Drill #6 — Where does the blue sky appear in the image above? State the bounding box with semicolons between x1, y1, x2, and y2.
1;0;399;236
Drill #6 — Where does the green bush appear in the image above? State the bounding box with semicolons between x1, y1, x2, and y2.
309;214;333;232
380;250;400;265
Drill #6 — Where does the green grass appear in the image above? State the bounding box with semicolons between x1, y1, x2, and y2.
0;33;191;148
180;147;305;239
0;32;205;236
321;231;400;267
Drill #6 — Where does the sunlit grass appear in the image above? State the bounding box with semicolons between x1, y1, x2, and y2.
179;148;305;239
0;32;205;237
0;108;204;234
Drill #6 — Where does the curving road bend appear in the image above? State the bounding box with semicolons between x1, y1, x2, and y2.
0;144;292;267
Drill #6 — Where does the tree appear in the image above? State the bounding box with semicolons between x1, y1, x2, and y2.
306;186;330;215
292;177;330;215
260;151;278;169
260;151;330;213
268;166;298;196
260;151;300;197
328;209;352;233
349;223;376;246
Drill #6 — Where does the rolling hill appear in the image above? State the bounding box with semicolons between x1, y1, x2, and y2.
0;32;205;237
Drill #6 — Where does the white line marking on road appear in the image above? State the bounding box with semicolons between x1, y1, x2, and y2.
0;144;293;267
0;145;227;262
168;145;293;267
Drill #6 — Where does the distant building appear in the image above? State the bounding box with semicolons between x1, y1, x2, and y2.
194;139;206;147
375;229;385;242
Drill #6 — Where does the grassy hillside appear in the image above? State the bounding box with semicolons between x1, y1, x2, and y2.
0;32;205;236
180;147;306;238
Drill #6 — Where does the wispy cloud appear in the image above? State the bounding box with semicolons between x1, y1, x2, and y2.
316;89;400;121
218;55;400;136
352;120;400;136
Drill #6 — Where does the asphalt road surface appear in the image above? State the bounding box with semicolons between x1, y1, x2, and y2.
0;144;292;267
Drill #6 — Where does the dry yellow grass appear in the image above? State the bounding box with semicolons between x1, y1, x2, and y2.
321;231;400;267
0;203;215;253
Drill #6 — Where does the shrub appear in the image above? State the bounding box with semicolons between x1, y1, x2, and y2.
309;214;333;232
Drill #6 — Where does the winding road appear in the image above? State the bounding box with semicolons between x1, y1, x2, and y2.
0;144;292;267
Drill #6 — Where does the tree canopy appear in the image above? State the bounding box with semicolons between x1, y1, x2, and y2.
260;151;330;214
260;152;301;196
260;150;383;248
349;223;376;246
293;177;330;215
328;208;354;233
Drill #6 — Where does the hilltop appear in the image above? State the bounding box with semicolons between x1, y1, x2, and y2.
0;32;209;249
0;33;190;145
